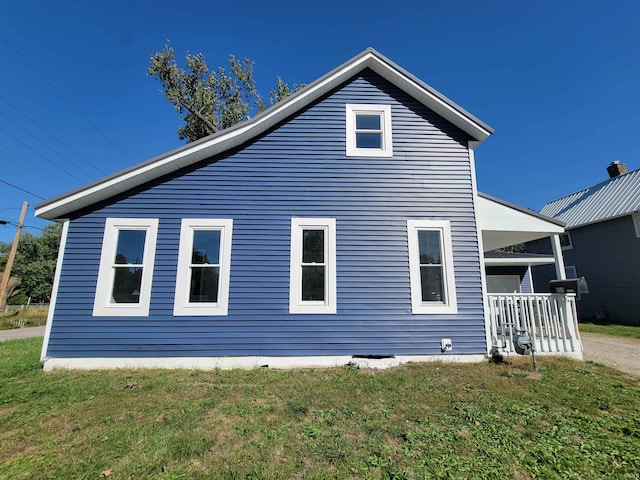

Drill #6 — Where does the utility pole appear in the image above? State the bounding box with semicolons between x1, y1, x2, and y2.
0;201;28;313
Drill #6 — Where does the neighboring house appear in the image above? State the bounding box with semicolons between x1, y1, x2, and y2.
35;49;580;370
528;162;640;325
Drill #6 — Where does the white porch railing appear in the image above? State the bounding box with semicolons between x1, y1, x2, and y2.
487;294;583;359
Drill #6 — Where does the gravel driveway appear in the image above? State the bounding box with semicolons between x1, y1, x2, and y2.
580;332;640;377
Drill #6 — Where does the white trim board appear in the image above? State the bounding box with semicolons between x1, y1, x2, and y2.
35;48;493;221
40;219;70;361
42;354;489;371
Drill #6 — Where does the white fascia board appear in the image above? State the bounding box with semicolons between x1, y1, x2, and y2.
35;54;370;221
35;49;493;221
367;60;493;142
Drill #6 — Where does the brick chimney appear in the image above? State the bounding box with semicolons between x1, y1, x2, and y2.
607;161;628;178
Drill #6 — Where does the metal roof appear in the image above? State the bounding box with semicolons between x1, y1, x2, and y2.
540;168;640;229
35;48;494;221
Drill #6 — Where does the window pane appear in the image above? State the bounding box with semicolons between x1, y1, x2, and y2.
418;230;442;264
190;266;220;303
115;230;146;265
302;229;324;263
356;132;382;149
356;114;381;130
302;266;325;301
111;266;143;303
420;266;444;302
192;230;221;264
559;233;571;248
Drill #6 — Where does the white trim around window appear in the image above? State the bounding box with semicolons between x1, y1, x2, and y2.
290;218;337;314
559;232;573;250
93;218;159;317
173;219;233;316
345;104;393;157
407;220;458;314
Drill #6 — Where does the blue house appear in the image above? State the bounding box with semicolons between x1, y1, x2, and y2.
35;49;580;370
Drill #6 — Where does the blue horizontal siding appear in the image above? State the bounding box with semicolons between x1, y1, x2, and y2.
47;69;486;359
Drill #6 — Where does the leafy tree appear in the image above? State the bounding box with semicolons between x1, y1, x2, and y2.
148;41;304;143
0;223;61;304
493;243;527;254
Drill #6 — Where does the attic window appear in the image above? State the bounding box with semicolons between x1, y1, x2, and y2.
346;104;393;157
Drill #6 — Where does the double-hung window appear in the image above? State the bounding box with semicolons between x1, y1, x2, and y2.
290;218;336;314
93;218;159;316
174;219;233;316
346;104;393;157
407;220;458;314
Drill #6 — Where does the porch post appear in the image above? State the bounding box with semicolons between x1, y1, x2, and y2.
550;234;566;280
550;234;581;356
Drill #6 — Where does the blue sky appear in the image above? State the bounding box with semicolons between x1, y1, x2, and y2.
0;0;638;244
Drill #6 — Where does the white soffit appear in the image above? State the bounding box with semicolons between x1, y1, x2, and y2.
35;48;493;221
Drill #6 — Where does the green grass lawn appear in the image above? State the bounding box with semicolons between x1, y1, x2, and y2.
1;339;639;479
579;322;640;340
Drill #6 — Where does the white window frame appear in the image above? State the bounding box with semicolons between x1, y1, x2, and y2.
632;213;640;238
93;218;159;317
290;218;336;314
345;104;393;157
559;232;573;250
173;219;233;316
407;220;458;314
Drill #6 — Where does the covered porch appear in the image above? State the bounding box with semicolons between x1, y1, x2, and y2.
477;193;583;360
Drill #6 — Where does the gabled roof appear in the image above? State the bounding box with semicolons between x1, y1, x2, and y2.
35;48;494;221
477;192;565;252
540;168;640;229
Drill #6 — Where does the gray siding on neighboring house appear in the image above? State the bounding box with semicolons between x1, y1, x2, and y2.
47;69;486;358
529;215;640;324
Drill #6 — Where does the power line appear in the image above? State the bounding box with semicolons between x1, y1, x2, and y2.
0;178;45;200
0;139;66;183
0;220;44;231
0;126;84;182
0;110;96;181
0;32;132;163
0;93;107;176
